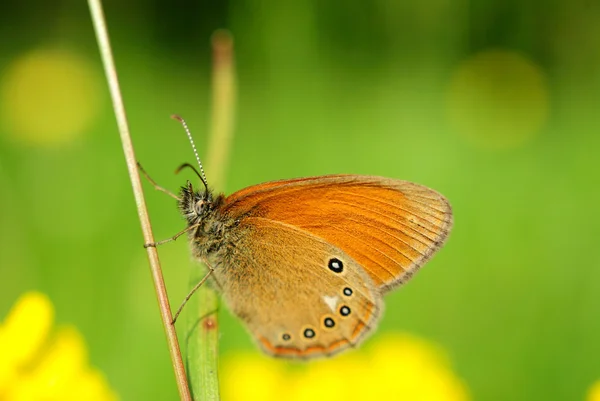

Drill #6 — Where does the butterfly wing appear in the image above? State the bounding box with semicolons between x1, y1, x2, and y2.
214;217;382;359
222;175;453;291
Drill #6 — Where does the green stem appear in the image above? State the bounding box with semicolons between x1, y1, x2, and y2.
186;29;237;400
186;264;221;400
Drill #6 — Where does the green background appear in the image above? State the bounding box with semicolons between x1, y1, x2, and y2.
1;0;599;400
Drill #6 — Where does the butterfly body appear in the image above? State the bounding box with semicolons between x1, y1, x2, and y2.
177;174;453;359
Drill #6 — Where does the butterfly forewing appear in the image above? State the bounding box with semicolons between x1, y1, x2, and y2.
213;217;383;359
222;175;453;291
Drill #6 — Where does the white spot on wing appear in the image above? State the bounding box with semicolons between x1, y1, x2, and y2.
323;295;339;312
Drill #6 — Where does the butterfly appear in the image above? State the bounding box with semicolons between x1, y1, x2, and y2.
141;116;453;359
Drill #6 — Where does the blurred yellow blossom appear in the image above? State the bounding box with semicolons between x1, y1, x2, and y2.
222;333;469;401
446;49;549;150
0;292;118;401
588;380;600;401
0;47;102;147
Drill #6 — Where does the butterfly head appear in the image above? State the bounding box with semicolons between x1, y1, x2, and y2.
179;181;215;226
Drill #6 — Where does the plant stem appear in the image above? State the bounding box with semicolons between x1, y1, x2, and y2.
186;29;237;400
206;30;237;192
87;1;192;400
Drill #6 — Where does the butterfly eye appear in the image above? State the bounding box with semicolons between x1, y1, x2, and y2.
194;200;206;214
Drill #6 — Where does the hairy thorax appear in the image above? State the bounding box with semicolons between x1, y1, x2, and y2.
188;210;241;265
178;185;253;295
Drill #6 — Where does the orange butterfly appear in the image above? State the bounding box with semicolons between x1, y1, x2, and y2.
142;117;453;359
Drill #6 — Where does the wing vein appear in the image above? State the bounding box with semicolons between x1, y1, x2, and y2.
334;190;448;224
328;199;440;245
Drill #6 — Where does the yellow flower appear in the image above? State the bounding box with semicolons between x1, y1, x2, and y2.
446;49;549;150
222;333;469;401
0;47;102;147
588;380;600;401
0;292;118;401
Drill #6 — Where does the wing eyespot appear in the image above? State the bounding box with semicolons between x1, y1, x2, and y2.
302;327;316;339
339;305;351;317
328;258;344;273
342;287;353;297
323;316;336;329
282;333;291;341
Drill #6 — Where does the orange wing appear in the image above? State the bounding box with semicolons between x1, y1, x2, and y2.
222;175;453;291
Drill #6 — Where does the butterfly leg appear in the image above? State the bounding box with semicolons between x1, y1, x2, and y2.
137;162;181;201
171;262;215;324
143;224;200;248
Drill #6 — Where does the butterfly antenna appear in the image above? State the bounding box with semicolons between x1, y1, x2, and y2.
171;114;209;191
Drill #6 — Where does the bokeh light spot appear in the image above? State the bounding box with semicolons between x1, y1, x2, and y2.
1;47;102;147
0;292;53;369
446;49;549;149
221;333;469;401
588;380;600;401
0;292;118;400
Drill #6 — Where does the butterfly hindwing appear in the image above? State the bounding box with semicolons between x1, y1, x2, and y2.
213;217;383;359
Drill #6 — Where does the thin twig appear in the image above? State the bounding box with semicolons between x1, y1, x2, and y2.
186;29;237;400
87;1;192;400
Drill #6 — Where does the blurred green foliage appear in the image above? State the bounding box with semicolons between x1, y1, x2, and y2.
1;0;599;400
